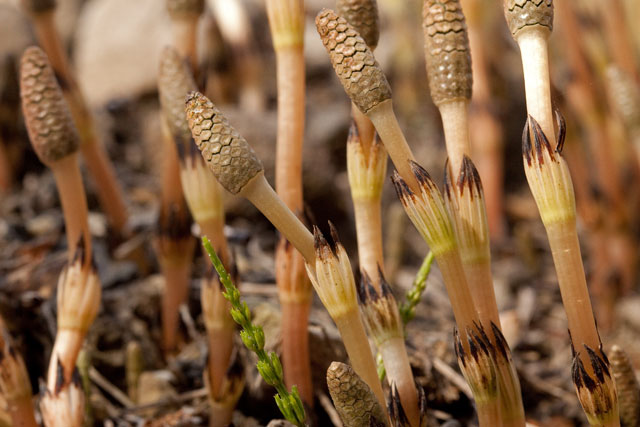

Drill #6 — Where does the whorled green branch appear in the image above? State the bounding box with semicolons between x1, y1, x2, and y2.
202;237;306;426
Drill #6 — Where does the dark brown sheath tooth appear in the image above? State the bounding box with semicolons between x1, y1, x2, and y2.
20;46;80;166
336;0;380;49
185;91;263;194
166;0;204;18
158;46;197;150
422;0;472;105
315;8;391;115
504;0;553;37
22;0;57;14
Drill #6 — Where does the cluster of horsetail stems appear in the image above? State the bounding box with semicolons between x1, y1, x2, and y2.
424;1;524;424
265;0;314;407
184;91;388;412
504;0;619;424
316;7;523;426
203;238;305;426
21;0;128;234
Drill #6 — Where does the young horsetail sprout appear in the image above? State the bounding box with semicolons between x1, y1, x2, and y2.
0;320;37;427
205;354;245;426
609;346;640;427
21;0;128;234
326;361;388;427
166;0;204;75
266;0;314;406
202;239;305;426
505;1;619;423
40;368;85;427
315;9;419;193
399;251;435;326
336;0;380;148
20;46;91;261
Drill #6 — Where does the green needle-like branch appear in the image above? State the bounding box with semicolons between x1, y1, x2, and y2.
202;237;306;426
399;251;435;326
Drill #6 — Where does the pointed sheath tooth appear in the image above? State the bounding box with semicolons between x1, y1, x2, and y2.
572;346;619;426
422;0;472;106
185;91;263;194
454;326;498;405
347;122;387;201
521;115;576;226
326;362;388;427
503;0;553;38
358;272;403;347
56;254;101;334
336;0;380;49
388;383;410;427
391;162;456;256
306;226;358;318
315;9;391;114
22;0;56;14
166;0;204;18
40;369;85;427
444;156;490;265
158;46;198;152
20;46;80;166
609;345;640;427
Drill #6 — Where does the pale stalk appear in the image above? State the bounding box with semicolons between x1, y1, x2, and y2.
379;337;420;427
477;399;501;427
239;174;315;265
160;258;192;352
8;397;36;427
516;30;555;146
439;100;472;175
161;122;186;207
207;327;234;398
333;309;386;407
46;330;85;388
352;104;376;151
367;100;419;192
280;300;312;404
435;250;478;335
353;198;385;284
463;263;500;329
52;155;91;259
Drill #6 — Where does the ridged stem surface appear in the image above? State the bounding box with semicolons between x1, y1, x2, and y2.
280;300;312;404
516;30;555;146
206;326;234;398
367;100;418;193
352;104;376;151
463;262;500;329
379;337;420;427
353;198;385;284
334;309;386;407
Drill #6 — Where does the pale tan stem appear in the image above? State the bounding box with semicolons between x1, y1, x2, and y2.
171;17;200;77
161;123;185;207
207;326;234;399
435;249;478;335
7;395;37;427
366;99;419;193
239;173;315;265
31;13;74;85
160;260;192;352
353;197;385;285
47;330;85;389
516;30;556;146
209;406;233;427
545;220;600;358
439;100;472;175
274;47;305;211
379;337;420;427
52;154;91;260
79;136;127;233
333;308;386;408
464;262;500;330
477;398;501;427
352;103;376;153
281;300;313;405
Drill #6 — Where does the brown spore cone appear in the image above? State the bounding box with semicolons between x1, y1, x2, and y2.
315;8;391;115
423;0;472;105
20;46;79;166
336;0;380;49
185;92;263;194
504;0;553;37
158;46;197;149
